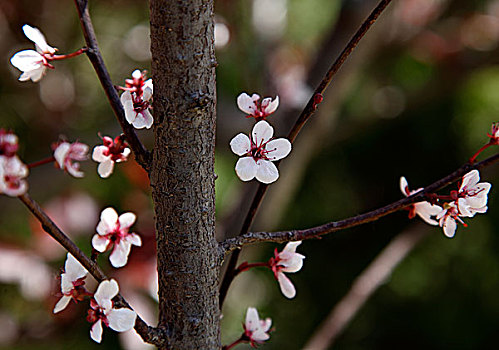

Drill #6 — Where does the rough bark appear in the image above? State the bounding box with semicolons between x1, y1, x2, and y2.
149;1;220;349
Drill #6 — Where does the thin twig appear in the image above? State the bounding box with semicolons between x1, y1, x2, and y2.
302;227;429;350
219;0;394;307
220;153;499;251
18;193;167;347
73;0;151;171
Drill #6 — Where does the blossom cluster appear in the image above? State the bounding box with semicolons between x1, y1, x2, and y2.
0;129;28;196
400;169;491;238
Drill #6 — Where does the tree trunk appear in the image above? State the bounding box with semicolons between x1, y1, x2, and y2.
149;1;220;348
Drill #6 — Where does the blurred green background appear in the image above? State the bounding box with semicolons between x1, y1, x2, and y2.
0;0;498;349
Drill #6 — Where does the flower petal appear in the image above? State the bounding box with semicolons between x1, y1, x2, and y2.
98;207;118;234
261;96;279;115
10;50;43;71
235;157;257;181
245;307;260;332
90;320;103;343
252;120;273;145
64;253;88;282
119;212;136;229
399;176;410;196
255;159;279;184
92;234;110;252
460;170;480;192
97;159;114;178
230;133;251;156
126;233;142;247
277;272;296;298
53;295;71;314
109;241;132;268
121;92;135;124
107;308;137;332
237;92;259;115
22;24;55;54
265;138;291;161
132;110;154;129
442;216;457;238
94;279;119;310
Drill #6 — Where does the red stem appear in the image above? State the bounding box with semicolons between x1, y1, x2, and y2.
50;47;88;61
469;143;492;163
223;336;245;350
27;156;55;168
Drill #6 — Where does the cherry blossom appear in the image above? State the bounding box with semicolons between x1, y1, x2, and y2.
0;129;19;157
457;170;491;217
269;241;305;299
0;156;29;197
53;141;89;178
92;135;130;178
436;202;466;238
87;279;137;343
399;176;442;225
488;122;499;145
53;253;90;313
120;70;153;129
10;25;56;82
244;307;272;347
92;207;142;268
237;92;279;121
230;120;291;184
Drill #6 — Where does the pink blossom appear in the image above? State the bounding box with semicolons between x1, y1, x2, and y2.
237;92;279;121
53;141;89;178
87;279;137;343
53;253;90;313
92;135;130;178
0;155;29;197
92;207;142;268
10;25;56;82
399;176;442;225
488;122;499;145
230;120;291;184
0;129;19;157
269;241;305;299
120;70;153;129
457;170;491;217
244;307;272;347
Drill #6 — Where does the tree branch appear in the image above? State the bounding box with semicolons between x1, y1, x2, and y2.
219;0;394;307
73;0;151;171
220;153;499;252
302;226;429;350
18;193;168;347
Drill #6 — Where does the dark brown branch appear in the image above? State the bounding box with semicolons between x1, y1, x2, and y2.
18;193;168;347
221;153;499;252
219;0;394;307
73;0;151;171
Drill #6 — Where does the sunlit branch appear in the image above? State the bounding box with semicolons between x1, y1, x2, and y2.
220;153;499;252
73;0;151;171
219;0;394;307
18;193;168;347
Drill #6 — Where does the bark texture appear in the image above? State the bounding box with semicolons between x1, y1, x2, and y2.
149;1;220;348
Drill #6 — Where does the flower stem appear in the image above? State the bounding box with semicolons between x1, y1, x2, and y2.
235;261;270;275
27;156;55;169
222;336;245;350
469;143;492;163
50;47;88;61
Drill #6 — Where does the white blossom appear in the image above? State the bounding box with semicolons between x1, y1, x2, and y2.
244;307;272;346
92;136;130;178
53;253;89;314
0;155;28;197
271;241;305;299
457;170;491;217
54;141;89;178
237;92;279;120
399;176;442;225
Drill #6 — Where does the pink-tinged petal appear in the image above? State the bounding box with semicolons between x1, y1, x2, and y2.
245;307;260;332
265;138;291;161
22;24;55;54
252;120;274;145
399;176;410;197
10;50;43;71
143;86;153;101
442;216;457;238
126;233;142;247
121;92;135;124
260;318;272;333
26;66;46;82
252;329;270;342
107;308;137;332
92;234;110;252
132;109;154;129
230;133;251;156
99;207;119;232
53;295;71;314
92;146;109;162
237;92;259;115
95;279;119;310
90;320;103;343
109;241;132;268
64;253;88;284
97;159;114;178
414;202;441;225
277;272;296;298
119;212;136;229
60;274;74;293
235;157;257;181
66;164;84;178
255;159;279;184
282;241;301;254
460;170;480;192
262;96;279;115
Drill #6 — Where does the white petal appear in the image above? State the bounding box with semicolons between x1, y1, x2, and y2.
109;241;132;268
53;143;70;168
261;96;279;115
90;320;103;343
235;157;257;181
64;253;88;282
414;202;441;226
132;110;154;129
245;307;260;332
442;217;457;238
94;279;119;310
144;79;153;94
255;160;279;184
98;208;118;232
107;308;137;332
10;50;43;71
399;176;409;196
277;272;296;298
92;234;110;252
121;92;135;124
237;92;259;115
126;233;142;247
22;24;55;53
132;69;142;79
53;295;71;314
252;120;273;145
97;159;114;178
460;170;480;192
143;86;153;101
27;66;46;82
282;241;301;254
265;138;291;161
119;212;136;229
92;146;109;162
230;133;251;156
252;329;270;342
